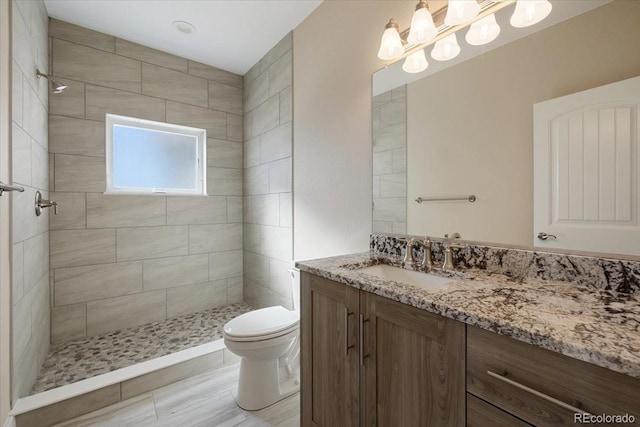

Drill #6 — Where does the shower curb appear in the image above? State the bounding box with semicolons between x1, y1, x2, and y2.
10;339;237;427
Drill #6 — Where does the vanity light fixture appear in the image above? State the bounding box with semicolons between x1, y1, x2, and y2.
407;2;437;45
510;0;552;28
378;0;553;72
403;48;429;73
377;18;404;60
444;0;481;26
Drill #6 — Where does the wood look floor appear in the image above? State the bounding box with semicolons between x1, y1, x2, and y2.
53;364;300;427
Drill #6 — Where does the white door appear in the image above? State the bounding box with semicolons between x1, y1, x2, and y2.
533;76;640;256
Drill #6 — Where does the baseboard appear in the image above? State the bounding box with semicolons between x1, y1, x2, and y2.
10;339;235;427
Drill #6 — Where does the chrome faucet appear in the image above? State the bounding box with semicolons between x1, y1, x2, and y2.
403;237;433;270
442;233;464;272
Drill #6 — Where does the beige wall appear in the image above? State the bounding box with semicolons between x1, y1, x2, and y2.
48;19;244;343
242;34;294;309
407;0;640;245
11;0;50;402
293;1;414;261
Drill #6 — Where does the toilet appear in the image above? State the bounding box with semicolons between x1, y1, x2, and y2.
223;269;300;410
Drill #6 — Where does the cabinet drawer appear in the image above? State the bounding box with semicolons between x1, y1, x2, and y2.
467;394;532;427
467;326;640;427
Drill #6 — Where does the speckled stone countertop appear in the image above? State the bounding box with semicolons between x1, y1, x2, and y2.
296;252;640;380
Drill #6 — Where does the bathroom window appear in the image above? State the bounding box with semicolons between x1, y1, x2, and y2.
105;114;206;195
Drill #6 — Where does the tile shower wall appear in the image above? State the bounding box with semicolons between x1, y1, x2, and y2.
48;19;244;343
11;0;50;401
243;34;293;309
372;86;406;234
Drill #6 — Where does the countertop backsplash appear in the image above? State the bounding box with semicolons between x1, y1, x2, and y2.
370;234;640;294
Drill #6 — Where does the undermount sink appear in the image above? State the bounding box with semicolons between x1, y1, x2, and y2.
357;264;453;290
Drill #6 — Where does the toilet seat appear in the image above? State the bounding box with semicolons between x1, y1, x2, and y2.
223;306;299;342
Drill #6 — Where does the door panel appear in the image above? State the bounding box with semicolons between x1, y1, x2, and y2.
362;292;465;427
301;273;359;427
534;76;640;255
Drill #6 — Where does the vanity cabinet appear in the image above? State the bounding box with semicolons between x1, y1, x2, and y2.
467;325;640;426
301;272;466;427
301;272;360;426
467;394;532;427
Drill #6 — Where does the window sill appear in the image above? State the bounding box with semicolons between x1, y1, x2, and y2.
103;191;209;197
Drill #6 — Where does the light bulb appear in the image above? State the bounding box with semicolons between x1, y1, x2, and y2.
510;0;552;28
402;49;429;73
444;0;481;26
407;3;437;45
431;33;461;61
377;19;404;60
465;13;501;45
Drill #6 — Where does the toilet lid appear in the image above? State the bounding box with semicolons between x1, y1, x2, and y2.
224;306;299;338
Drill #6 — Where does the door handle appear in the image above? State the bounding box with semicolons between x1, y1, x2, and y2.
537;232;557;241
344;308;354;356
487;370;590;415
359;314;369;366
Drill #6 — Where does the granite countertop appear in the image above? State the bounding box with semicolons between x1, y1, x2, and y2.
296;252;640;380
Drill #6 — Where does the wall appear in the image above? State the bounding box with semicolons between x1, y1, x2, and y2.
242;34;293;309
406;0;640;246
372;86;406;235
1;0;13;419
292;1;414;261
11;0;50;401
48;19;244;343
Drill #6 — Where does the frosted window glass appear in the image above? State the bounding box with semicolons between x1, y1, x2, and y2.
112;125;198;190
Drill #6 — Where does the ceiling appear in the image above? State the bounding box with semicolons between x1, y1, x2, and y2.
44;0;323;75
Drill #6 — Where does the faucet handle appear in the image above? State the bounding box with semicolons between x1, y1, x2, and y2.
420;237;433;270
53;201;58;215
443;232;461;248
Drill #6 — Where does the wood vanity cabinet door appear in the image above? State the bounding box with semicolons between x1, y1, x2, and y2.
301;273;360;427
361;292;466;427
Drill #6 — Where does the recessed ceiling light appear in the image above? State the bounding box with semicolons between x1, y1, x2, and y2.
172;20;196;35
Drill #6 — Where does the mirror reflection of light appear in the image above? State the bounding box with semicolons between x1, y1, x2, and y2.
466;14;501;46
431;33;461;61
402;49;429;73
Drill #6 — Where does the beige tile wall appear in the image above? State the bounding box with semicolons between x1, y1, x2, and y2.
242;34;293;309
11;0;51;402
48;18;244;344
372;86;407;234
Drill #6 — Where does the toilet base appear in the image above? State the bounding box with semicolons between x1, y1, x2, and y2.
236;358;300;411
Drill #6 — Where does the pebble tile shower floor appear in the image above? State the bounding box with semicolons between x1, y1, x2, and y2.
32;302;252;394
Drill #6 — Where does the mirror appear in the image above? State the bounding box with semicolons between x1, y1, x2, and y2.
372;0;640;256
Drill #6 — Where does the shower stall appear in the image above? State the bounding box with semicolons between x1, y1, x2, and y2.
9;3;294;412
